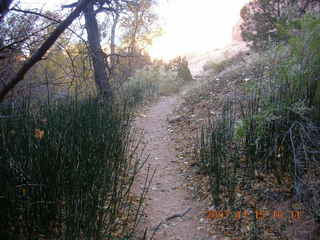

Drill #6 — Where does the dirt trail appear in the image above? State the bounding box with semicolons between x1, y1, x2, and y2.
134;95;214;240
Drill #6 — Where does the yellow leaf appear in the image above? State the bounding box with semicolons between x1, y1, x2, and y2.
35;129;45;140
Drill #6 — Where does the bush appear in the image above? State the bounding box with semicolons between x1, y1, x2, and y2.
202;52;247;75
176;59;193;82
166;56;194;82
119;64;184;106
120;68;160;107
240;0;320;51
202;60;231;74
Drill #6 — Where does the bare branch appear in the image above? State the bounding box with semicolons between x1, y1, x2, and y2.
95;6;116;14
61;2;79;9
10;7;87;43
0;23;56;52
11;7;61;23
0;0;92;102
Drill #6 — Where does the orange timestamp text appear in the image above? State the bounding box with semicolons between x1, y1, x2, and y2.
207;209;302;220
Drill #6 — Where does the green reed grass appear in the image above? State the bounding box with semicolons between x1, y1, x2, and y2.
197;16;320;222
0;96;144;240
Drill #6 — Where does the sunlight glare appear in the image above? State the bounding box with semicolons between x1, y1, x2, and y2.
148;0;249;61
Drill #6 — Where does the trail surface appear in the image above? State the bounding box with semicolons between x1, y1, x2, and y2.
134;96;216;240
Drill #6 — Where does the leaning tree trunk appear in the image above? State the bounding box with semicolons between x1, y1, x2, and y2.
0;0;91;103
84;1;112;101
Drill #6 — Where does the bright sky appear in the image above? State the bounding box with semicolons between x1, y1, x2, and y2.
21;1;74;11
21;0;249;60
148;0;249;60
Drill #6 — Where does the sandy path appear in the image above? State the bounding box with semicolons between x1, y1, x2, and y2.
134;96;212;240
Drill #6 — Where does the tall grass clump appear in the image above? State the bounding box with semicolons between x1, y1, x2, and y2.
197;14;320;223
0;95;145;240
197;99;240;208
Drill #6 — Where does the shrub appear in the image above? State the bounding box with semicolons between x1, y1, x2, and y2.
120;68;160;107
119;64;184;106
202;52;248;75
202;60;230;74
176;59;193;82
240;0;320;51
167;56;194;82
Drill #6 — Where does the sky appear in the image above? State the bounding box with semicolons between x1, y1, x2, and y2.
20;0;249;60
21;0;74;11
148;0;249;60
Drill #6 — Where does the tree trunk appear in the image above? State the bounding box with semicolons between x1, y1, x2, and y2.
84;1;112;101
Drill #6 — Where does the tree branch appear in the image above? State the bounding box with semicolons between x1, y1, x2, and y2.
95;6;116;14
11;7;61;23
61;2;79;9
0;0;92;102
10;7;87;43
0;23;56;53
